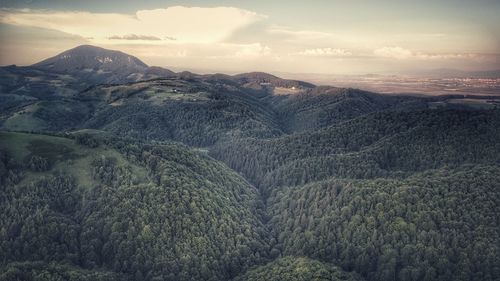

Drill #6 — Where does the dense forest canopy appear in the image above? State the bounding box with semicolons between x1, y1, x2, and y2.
1;46;500;281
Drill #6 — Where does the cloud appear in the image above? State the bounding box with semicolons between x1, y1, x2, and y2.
108;34;161;41
374;46;413;59
267;26;333;40
0;6;266;44
372;46;492;61
298;48;352;57
202;43;272;60
413;53;484;60
234;43;272;58
1;7;496;72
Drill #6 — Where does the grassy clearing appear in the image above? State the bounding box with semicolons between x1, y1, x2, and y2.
0;132;74;162
2;103;47;131
0;131;148;189
128;87;210;105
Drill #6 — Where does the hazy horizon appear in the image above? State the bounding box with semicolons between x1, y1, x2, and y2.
1;0;499;75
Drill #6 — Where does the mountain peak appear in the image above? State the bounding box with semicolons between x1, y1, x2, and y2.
32;44;148;73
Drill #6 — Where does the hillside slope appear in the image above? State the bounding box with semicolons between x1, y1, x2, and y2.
0;132;270;281
268;167;500;281
211;109;500;193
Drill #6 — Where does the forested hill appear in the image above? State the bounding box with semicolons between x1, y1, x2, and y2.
211;109;500;193
0;132;270;281
1;45;500;281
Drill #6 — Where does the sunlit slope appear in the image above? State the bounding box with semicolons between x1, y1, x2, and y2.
233;256;365;281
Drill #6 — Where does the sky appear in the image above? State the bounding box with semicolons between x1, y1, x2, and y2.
0;0;499;74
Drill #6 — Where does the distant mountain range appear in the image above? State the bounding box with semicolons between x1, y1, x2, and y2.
0;45;498;134
22;45;313;88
